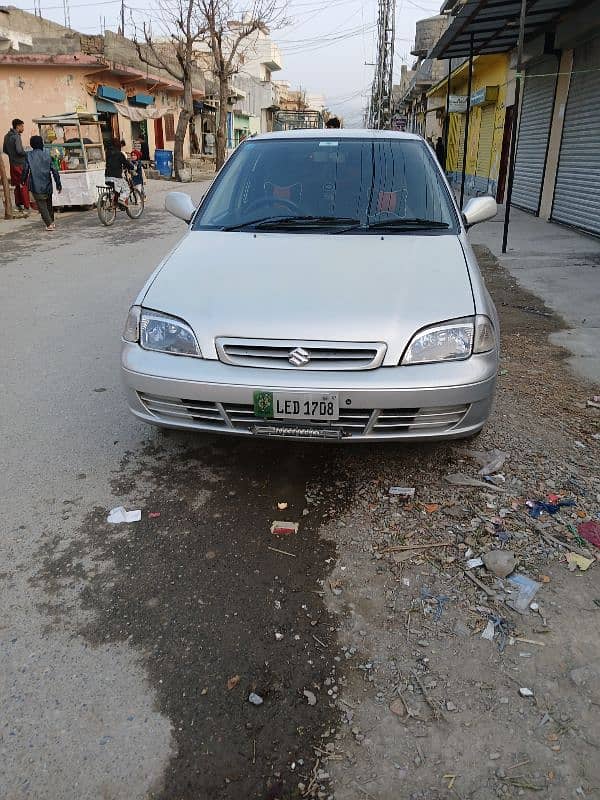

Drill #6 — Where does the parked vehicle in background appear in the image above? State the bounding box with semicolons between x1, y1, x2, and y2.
121;129;499;442
273;110;325;131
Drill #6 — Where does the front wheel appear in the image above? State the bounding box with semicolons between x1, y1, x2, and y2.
97;193;116;226
126;188;144;219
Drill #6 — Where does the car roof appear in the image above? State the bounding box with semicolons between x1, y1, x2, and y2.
252;129;423;142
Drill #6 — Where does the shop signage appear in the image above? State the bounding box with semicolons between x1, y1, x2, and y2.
449;94;468;113
470;85;499;107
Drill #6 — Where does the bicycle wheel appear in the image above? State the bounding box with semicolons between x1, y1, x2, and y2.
97;193;116;226
125;188;145;219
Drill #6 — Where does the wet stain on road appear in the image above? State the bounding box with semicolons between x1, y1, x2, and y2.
35;433;352;799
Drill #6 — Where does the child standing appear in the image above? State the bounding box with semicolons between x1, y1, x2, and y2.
130;151;146;198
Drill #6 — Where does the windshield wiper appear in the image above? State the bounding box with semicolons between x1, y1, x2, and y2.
367;218;450;230
223;215;361;231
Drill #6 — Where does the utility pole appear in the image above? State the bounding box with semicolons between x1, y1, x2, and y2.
368;0;396;129
120;0;125;35
63;0;71;28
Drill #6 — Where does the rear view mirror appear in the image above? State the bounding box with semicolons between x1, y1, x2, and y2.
462;196;497;229
165;192;196;223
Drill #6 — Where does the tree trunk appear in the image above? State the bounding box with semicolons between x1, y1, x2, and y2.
173;77;194;181
216;76;229;171
0;154;13;219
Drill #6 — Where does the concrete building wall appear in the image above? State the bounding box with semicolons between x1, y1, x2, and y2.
0;61;191;164
0;6;77;40
0;64;92;145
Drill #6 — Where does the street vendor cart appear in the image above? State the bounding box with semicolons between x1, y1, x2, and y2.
34;112;105;207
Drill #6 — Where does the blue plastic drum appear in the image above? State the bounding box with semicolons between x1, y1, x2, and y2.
155;149;173;177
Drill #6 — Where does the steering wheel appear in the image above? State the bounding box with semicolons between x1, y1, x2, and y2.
243;196;302;218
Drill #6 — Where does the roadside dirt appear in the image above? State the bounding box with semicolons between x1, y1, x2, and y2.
321;245;600;800
32;245;599;800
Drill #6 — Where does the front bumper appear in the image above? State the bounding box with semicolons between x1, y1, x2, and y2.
121;343;498;441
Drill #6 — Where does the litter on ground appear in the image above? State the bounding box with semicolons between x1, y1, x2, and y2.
271;521;299;536
107;506;141;524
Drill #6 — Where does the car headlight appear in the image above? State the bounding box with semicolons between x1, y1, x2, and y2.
401;315;496;365
122;305;201;357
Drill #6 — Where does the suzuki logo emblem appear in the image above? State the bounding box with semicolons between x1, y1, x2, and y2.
288;347;311;367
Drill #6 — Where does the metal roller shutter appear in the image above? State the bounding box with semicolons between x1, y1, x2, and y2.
511;56;558;213
456;114;466;171
552;35;600;236
475;105;495;192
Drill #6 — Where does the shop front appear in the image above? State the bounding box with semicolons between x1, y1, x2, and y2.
551;32;600;236
511;56;559;214
430;54;509;198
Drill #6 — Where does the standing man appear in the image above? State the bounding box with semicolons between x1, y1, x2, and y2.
138;133;150;163
435;136;446;169
21;136;62;232
3;118;31;215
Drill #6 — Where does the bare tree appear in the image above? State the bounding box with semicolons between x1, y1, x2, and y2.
133;0;206;180
197;0;286;169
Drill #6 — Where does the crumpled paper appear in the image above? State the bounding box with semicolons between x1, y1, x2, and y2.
107;506;141;524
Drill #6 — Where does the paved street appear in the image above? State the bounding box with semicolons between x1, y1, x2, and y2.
2;184;600;800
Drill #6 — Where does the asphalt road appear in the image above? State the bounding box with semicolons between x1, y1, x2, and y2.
0;182;344;800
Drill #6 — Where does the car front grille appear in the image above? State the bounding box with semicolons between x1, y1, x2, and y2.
138;393;469;438
138;394;228;428
215;338;387;371
371;405;469;435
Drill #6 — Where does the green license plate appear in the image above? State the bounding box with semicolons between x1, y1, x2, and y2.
253;391;339;421
253;391;274;419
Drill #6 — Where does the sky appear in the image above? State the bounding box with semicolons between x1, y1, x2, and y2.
11;0;442;126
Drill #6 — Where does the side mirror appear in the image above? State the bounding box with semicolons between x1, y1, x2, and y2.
165;191;196;223
462;196;497;229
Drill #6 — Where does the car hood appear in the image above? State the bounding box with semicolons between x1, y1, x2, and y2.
143;231;474;364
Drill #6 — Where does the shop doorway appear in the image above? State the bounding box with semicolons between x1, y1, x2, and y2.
496;105;515;204
131;120;148;148
97;111;120;149
154;118;164;151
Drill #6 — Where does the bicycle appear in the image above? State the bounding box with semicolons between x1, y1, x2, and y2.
97;173;144;226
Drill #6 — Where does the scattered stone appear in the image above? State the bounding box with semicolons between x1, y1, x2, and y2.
389;698;405;717
446;701;457;712
569;665;600;696
248;692;263;706
489;752;501;760
483;550;517;578
303;689;317;706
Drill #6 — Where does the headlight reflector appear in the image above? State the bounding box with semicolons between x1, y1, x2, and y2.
473;314;496;353
123;305;141;342
402;315;496;365
139;309;201;356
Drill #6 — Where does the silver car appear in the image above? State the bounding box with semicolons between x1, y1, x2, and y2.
121;130;499;442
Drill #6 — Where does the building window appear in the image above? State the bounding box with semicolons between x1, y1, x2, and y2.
164;113;175;140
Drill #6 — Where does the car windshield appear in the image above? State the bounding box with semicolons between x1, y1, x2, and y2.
193;137;458;233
